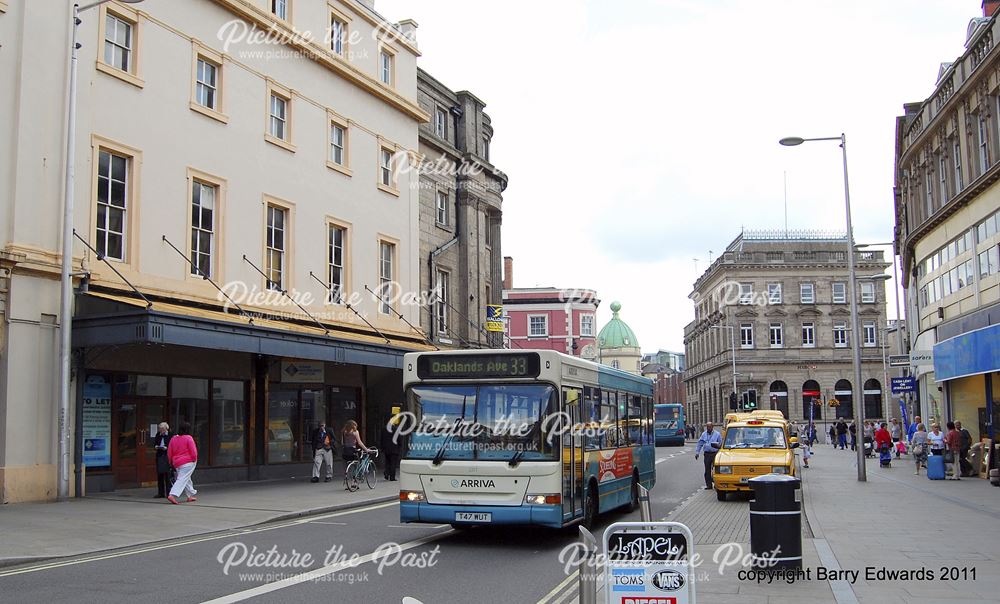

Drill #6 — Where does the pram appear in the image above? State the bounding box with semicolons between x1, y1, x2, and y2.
879;442;892;467
863;436;874;458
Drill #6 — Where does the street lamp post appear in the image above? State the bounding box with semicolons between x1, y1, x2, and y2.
59;0;144;500
779;133;867;481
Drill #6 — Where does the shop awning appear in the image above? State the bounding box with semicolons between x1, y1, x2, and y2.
72;290;433;369
933;323;1000;382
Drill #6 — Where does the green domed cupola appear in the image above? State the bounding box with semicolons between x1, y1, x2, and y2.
598;301;639;349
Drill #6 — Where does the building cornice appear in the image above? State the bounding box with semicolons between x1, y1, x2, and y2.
207;0;429;122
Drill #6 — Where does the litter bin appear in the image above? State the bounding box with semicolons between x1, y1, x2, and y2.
748;474;801;569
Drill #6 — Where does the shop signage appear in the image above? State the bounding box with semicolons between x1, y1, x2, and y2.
888;355;909;367
281;360;325;383
485;304;505;332
604;522;695;604
416;352;540;379
82;375;112;468
909;352;933;367
890;377;916;393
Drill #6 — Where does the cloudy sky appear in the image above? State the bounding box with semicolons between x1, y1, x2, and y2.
379;0;978;352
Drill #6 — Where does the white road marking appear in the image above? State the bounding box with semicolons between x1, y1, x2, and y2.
308;521;348;526
202;530;454;604
535;570;578;604
0;500;400;577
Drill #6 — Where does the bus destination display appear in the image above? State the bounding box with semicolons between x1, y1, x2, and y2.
417;353;541;379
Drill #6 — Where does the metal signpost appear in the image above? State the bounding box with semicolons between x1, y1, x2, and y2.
603;521;696;604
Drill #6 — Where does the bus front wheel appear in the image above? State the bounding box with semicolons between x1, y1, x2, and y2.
628;474;640;512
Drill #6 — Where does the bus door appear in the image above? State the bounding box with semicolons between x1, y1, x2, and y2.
562;387;583;520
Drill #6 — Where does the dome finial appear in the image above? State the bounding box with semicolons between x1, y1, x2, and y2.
610;301;622;314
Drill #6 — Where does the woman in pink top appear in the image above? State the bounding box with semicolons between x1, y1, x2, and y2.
167;422;199;504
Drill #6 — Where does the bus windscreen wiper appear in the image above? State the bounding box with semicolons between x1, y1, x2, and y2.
432;416;463;466
508;449;525;467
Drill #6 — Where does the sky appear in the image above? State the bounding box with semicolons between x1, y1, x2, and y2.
378;0;979;352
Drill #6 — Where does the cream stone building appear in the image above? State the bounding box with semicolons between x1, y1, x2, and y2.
894;1;1000;448
0;0;434;502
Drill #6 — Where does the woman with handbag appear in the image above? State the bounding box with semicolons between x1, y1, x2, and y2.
910;424;928;475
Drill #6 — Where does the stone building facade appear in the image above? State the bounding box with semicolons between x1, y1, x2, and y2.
683;231;891;432
893;1;1000;445
416;69;507;348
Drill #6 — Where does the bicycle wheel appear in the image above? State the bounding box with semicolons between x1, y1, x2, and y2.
345;461;360;492
365;460;378;489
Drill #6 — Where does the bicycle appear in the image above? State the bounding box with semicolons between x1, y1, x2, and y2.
344;448;379;492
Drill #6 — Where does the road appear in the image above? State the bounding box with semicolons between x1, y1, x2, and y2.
0;444;704;604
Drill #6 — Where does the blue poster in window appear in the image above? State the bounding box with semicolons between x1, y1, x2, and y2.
82;376;112;468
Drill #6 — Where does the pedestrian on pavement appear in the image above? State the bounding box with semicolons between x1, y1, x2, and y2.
341;420;371;486
836;420;848;450
944;421;962;480
848;421;858;451
927;423;945;457
956;421;973;477
152;422;173;499
910;423;929;475
380;415;400;481
166;422;198;505
874;422;892;466
908;415;921;443
694;421;722;490
863;422;874;440
889;419;902;458
311;421;335;483
829;424;837;447
801;438;812;468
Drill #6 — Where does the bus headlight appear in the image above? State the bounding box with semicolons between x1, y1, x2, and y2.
715;466;732;475
525;494;561;505
400;490;425;502
771;466;789;474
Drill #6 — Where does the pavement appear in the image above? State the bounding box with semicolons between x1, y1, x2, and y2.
0;472;398;568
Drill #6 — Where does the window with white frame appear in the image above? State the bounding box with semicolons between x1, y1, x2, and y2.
769;323;783;348
528;315;548;337
104;13;133;72
979;114;990;175
939;154;948;204
379;147;393;188
925;169;933;216
434;270;449;335
833;322;848;348
96;149;129;261
435;190;448;225
801;322;815;348
269;92;288;141
740;323;754;348
860;281;875;303
611;360;620;369
435;107;447;138
955;140;964;192
379;241;394;314
327;224;345;303
580;314;594;337
379;50;393;85
195;57;219;110
862;320;877;347
800;282;814;304
329;122;346;166
271;0;287;20
738;283;753;305
265;205;286;291
190;180;216;277
330;16;346;55
832;282;846;304
767;283;782;304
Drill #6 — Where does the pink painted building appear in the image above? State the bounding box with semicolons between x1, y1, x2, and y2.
502;287;601;359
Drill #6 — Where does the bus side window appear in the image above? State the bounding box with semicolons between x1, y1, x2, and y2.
584;386;600;450
628;395;642;446
645;397;653;445
602;390;618;449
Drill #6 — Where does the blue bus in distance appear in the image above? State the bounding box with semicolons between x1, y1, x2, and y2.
654;403;685;446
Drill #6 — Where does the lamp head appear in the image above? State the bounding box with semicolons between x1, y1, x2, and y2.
779;137;805;146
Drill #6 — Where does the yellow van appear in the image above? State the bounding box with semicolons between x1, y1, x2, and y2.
713;416;797;501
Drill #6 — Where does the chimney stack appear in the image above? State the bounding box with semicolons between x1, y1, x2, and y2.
503;256;513;290
985;1;1000;17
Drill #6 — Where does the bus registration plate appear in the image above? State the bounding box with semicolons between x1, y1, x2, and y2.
455;512;491;523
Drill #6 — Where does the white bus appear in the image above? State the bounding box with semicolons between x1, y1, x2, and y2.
397;350;655;529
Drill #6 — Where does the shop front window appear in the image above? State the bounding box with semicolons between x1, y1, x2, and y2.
268;388;300;463
172;377;210;461
213;380;247;466
299;388;327;462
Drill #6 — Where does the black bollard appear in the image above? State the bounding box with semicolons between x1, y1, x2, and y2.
748;473;802;569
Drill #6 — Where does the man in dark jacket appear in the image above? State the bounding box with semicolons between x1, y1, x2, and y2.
956;421;974;476
836;420;848;450
311;422;334;483
152;422;173;498
380;415;401;481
